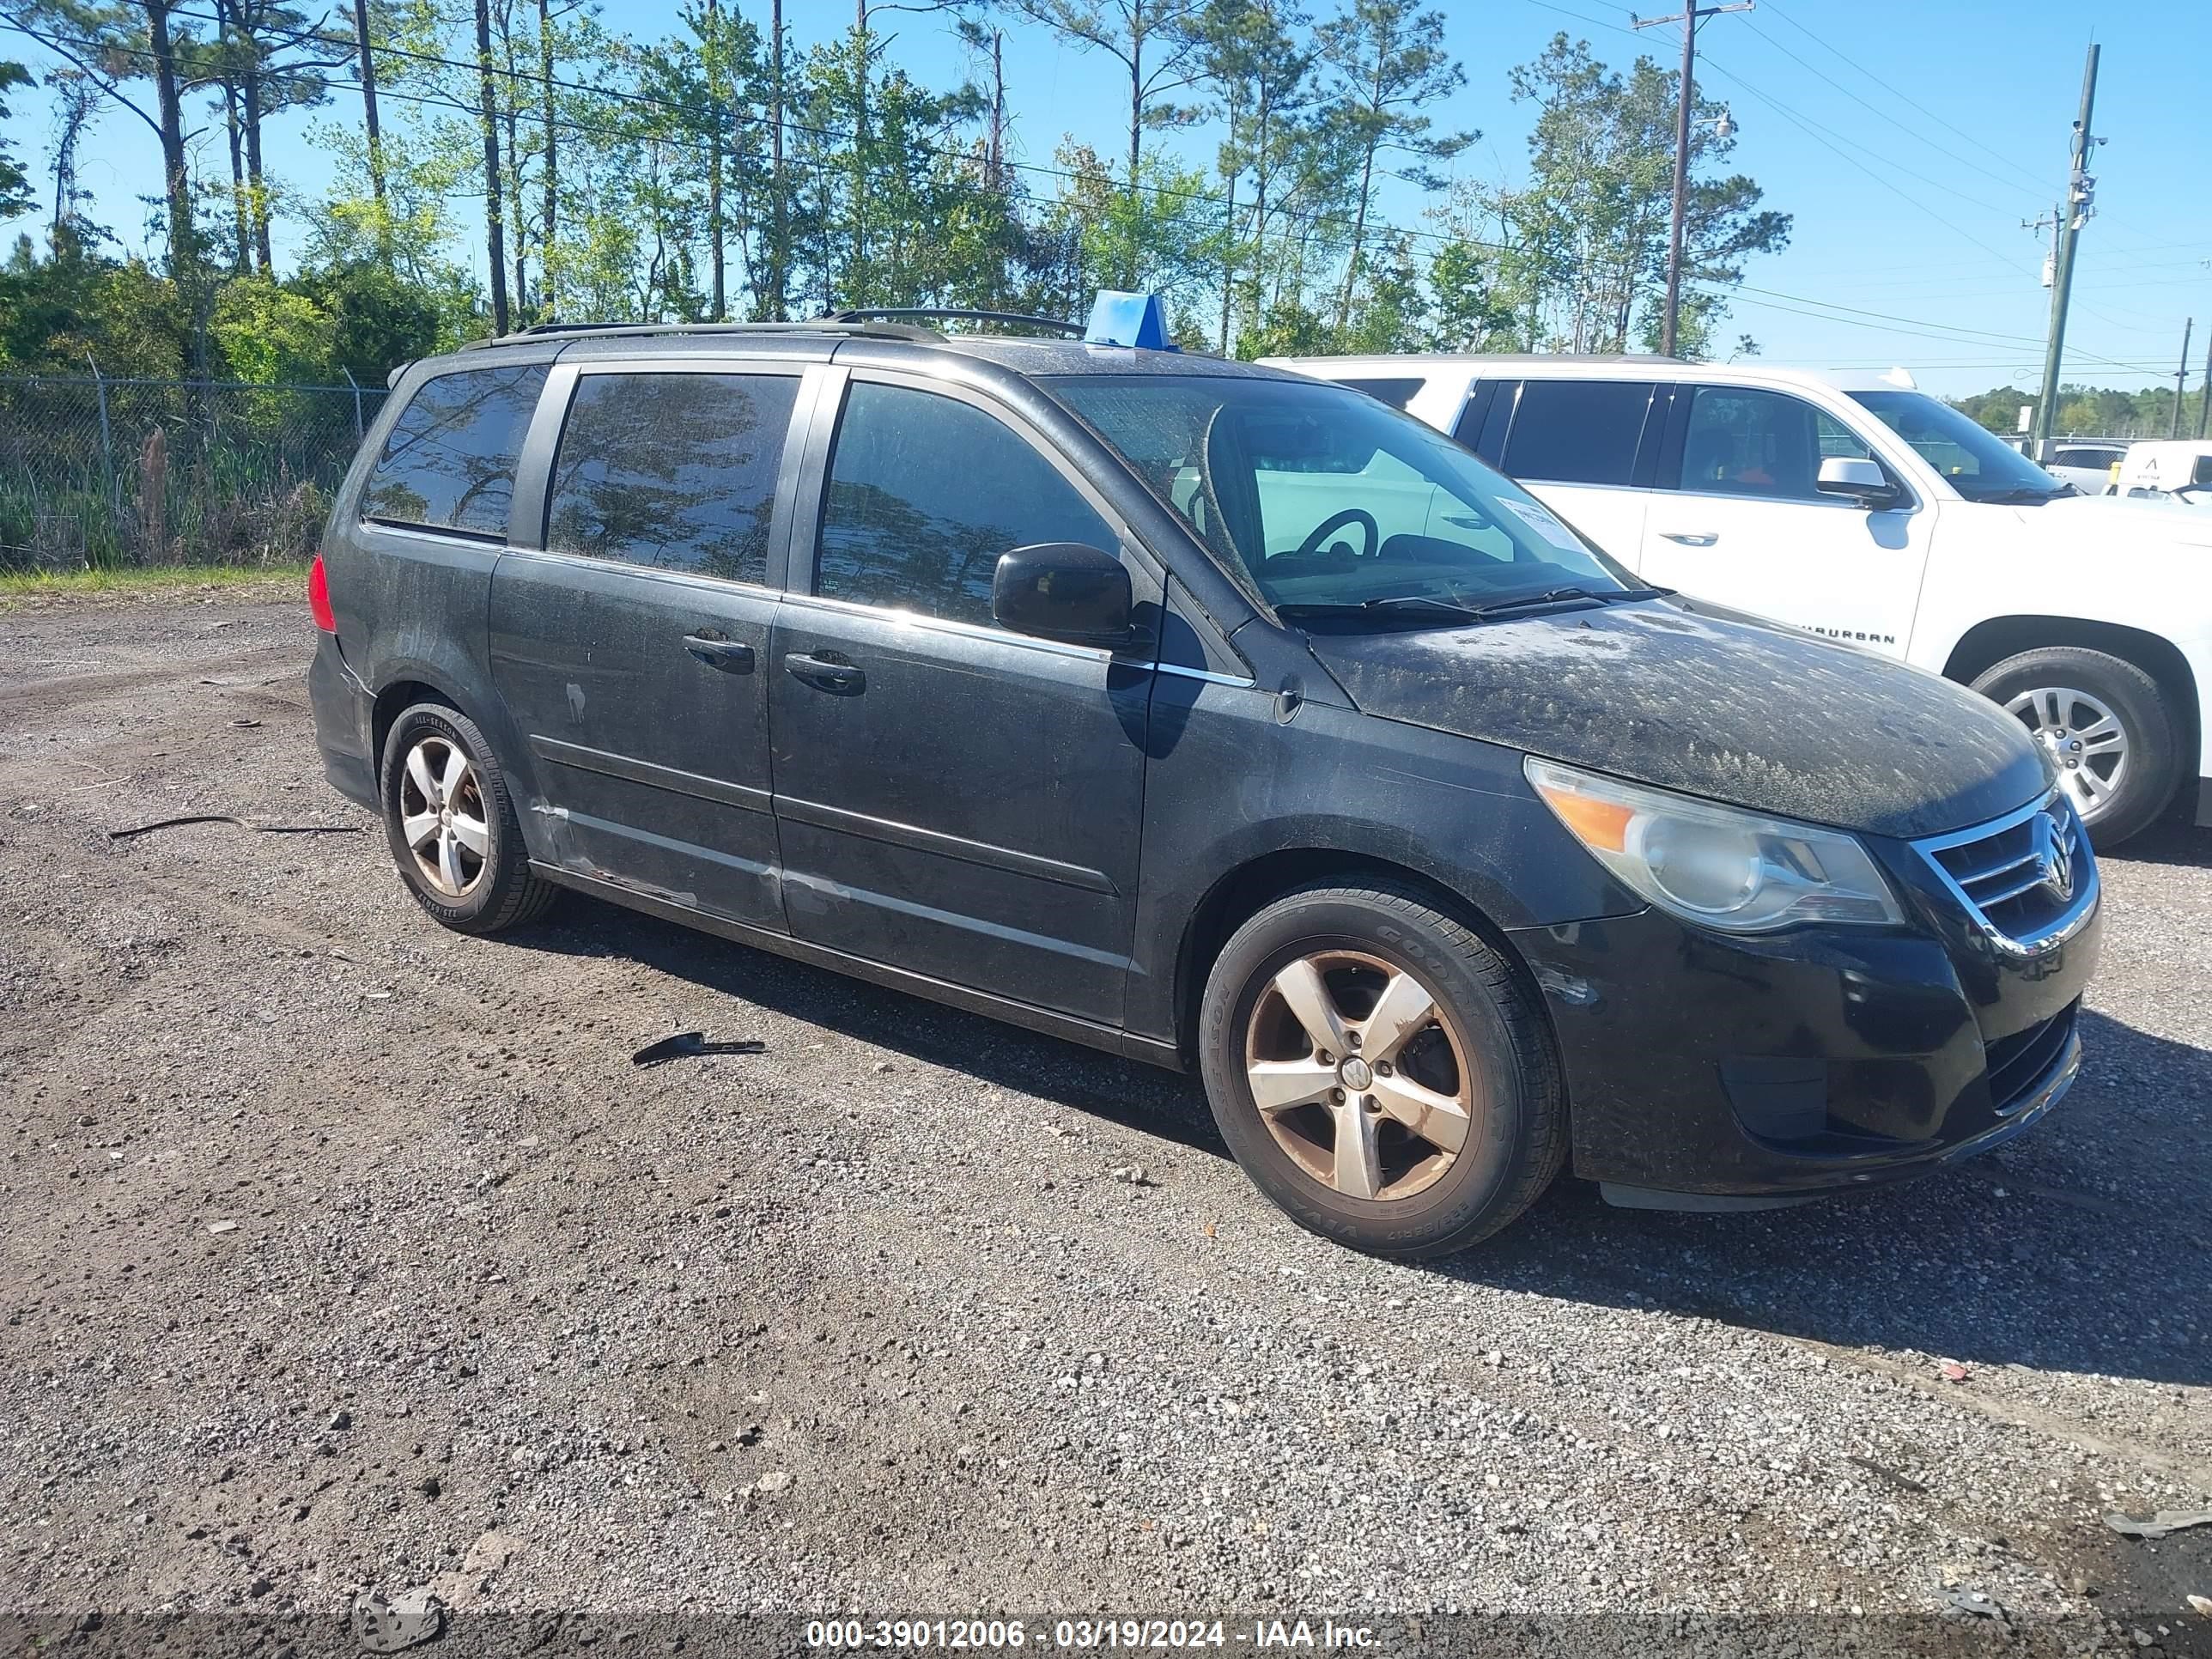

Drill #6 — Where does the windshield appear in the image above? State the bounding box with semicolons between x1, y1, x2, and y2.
1849;390;2068;503
1047;375;1635;618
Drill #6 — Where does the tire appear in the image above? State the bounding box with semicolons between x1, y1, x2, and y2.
1197;881;1564;1259
379;700;559;934
1969;647;2181;846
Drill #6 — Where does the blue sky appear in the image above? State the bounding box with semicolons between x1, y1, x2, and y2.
7;0;2209;398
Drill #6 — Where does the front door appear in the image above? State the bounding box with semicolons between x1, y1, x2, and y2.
769;372;1157;1025
1638;384;1930;656
487;362;806;929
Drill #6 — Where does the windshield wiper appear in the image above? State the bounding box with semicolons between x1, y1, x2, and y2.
1981;485;2072;504
1278;586;1668;626
1374;585;1668;621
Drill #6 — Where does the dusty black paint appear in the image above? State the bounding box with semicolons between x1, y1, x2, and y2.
1303;596;2052;838
309;325;2100;1212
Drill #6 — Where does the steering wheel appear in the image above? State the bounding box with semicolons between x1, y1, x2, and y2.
1296;507;1380;560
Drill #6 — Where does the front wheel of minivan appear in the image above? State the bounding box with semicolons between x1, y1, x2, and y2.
1970;647;2180;845
1198;883;1565;1259
380;701;559;935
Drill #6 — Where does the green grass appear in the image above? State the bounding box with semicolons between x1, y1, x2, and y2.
0;561;310;604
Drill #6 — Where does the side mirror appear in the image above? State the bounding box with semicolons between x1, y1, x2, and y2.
1817;455;1899;507
991;542;1132;647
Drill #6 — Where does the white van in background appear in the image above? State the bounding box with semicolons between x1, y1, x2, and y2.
2112;441;2212;506
1265;353;2212;843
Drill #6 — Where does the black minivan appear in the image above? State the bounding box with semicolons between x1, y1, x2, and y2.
307;316;2102;1256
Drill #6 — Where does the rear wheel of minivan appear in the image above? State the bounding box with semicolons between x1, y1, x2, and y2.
1198;883;1565;1258
379;701;559;934
1970;647;2179;845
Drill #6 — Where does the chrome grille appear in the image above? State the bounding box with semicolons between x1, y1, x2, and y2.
1914;791;2099;954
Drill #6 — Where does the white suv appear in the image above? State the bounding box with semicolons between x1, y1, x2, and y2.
1266;353;2212;843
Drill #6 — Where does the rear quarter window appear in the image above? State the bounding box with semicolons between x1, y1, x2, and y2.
1501;380;1657;487
362;364;548;538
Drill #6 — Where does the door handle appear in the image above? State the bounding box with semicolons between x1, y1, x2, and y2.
683;635;755;672
1658;532;1718;546
783;651;866;694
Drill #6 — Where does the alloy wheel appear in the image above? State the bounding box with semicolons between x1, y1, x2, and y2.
1242;949;1480;1202
397;733;490;898
2006;685;2128;817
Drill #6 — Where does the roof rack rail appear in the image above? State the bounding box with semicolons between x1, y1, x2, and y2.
821;307;1084;337
455;317;946;351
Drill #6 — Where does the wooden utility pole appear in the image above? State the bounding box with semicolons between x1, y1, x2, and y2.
768;0;787;319
2033;45;2100;451
1634;0;1752;358
475;0;510;335
2174;318;2195;440
144;0;198;279
988;27;1006;194
2199;325;2211;440
539;0;557;319
351;0;388;240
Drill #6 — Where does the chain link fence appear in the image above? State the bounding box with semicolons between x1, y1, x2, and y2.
0;373;389;572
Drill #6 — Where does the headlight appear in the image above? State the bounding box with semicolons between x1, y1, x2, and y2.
1525;757;1903;933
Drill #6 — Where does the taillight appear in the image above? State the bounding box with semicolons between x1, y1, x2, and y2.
307;553;337;634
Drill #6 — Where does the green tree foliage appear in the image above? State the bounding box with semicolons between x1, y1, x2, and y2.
1005;0;1208;287
1313;0;1470;331
0;0;1791;380
1487;33;1788;358
1955;382;2208;443
0;61;33;222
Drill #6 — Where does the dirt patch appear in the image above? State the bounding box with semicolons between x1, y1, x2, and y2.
0;592;2206;1648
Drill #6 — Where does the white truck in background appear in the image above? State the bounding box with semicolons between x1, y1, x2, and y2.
1265;352;2212;843
2112;441;2212;506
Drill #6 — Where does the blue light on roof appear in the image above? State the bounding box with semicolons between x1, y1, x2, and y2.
1084;291;1178;351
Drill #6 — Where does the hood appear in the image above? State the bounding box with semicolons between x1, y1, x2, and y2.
1302;598;2051;840
2022;494;2212;548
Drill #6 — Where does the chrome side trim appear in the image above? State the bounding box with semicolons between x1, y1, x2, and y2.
1155;662;1259;689
359;520;504;550
778;592;1261;685
776;590;1118;663
1912;788;2100;960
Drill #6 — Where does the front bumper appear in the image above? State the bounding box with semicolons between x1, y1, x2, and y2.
1508;805;2103;1200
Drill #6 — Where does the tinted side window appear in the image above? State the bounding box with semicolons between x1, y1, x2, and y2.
1501;380;1656;486
1337;377;1426;410
545;372;799;582
362;364;547;537
2053;447;2120;470
816;383;1114;627
1674;386;1875;502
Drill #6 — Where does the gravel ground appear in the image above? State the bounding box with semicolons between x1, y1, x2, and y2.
2;589;2209;1654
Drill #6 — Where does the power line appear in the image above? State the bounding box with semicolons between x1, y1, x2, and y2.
1754;0;2053;196
9;6;2181;379
1737;11;2047;210
1701;280;2168;374
1515;0;2183;345
1693;56;2039;277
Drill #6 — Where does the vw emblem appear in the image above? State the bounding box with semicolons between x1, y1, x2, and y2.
2032;811;2074;902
